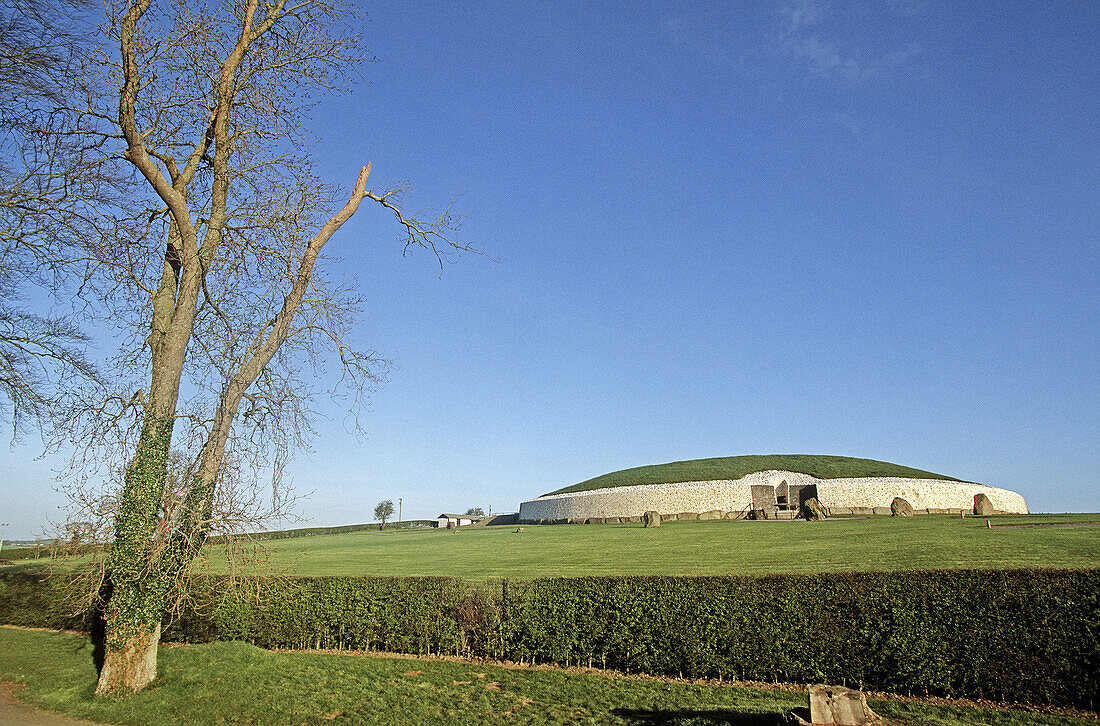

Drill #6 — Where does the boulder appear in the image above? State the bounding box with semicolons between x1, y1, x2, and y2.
514;527;524;533
973;492;994;516
801;497;827;521
643;510;661;528
890;497;914;517
807;684;882;725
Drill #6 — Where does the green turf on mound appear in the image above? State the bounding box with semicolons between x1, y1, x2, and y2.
545;454;966;496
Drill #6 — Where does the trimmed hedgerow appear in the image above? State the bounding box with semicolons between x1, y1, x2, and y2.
497;571;1100;709
0;573;88;631
165;576;471;656
1;569;1097;709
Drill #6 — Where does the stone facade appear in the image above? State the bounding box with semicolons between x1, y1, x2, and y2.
517;470;1028;522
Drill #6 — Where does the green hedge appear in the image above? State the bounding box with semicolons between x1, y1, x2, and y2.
498;571;1099;708
2;570;1097;709
0;573;89;630
164;576;470;655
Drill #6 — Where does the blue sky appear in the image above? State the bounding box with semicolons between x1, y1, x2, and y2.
2;1;1098;538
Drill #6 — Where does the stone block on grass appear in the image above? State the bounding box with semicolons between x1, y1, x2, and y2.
973;492;994;516
806;684;881;725
890;497;914;517
801;497;828;521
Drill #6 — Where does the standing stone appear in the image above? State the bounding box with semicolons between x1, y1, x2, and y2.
808;684;881;725
890;497;914;517
643;510;661;528
973;492;995;516
801;497;827;521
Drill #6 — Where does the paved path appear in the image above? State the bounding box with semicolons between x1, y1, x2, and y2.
0;683;104;726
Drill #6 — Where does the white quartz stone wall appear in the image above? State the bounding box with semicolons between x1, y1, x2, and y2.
517;470;1028;521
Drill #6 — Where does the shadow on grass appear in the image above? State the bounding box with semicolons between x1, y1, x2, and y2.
611;707;783;725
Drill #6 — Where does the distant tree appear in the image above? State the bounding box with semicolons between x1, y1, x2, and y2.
374;500;395;530
465;507;485;517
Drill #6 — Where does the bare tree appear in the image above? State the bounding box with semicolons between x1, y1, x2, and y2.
20;0;470;696
0;302;99;434
374;499;394;530
0;0;103;435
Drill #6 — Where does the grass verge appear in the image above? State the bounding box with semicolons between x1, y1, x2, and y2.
0;627;1095;725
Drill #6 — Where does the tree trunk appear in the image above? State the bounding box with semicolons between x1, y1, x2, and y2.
94;621;161;696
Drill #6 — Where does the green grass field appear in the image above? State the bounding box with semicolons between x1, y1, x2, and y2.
181;513;1100;580
4;514;1097;581
548;454;966;495
0;627;1093;725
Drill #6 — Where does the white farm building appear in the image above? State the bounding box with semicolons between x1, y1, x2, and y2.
436;513;478;528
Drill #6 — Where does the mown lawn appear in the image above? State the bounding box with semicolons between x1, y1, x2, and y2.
181;513;1100;580
0;627;1093;725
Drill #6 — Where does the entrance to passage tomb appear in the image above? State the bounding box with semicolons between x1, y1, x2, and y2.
753;482;819;519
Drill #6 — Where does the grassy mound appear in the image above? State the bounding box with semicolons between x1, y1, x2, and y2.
546;454;966;496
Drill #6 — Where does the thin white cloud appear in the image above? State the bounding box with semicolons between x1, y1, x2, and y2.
777;0;924;85
780;0;826;29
